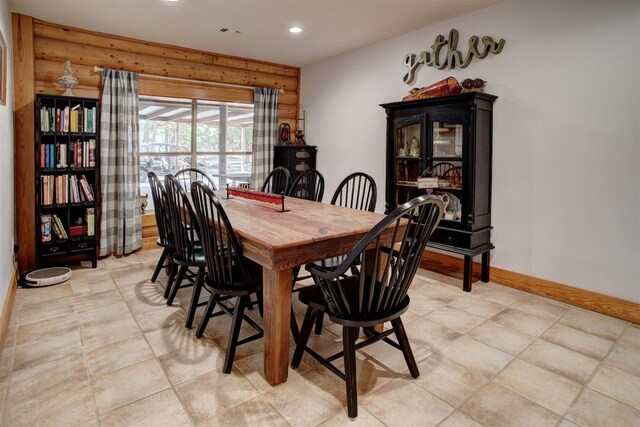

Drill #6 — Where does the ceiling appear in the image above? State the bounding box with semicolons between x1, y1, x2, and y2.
9;0;501;67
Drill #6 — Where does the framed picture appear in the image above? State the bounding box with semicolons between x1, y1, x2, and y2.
278;122;291;145
0;28;6;106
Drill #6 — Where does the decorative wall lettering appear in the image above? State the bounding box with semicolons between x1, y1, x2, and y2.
403;29;505;84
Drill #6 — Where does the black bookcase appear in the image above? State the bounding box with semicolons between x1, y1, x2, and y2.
35;94;99;268
381;92;497;291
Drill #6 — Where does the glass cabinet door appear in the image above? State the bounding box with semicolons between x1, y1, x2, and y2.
429;121;464;223
394;118;423;206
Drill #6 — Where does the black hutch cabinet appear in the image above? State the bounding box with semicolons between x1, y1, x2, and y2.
381;92;497;291
273;145;317;184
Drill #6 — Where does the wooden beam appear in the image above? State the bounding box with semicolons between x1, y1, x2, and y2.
33;19;300;78
420;250;640;324
12;13;36;271
33;37;299;91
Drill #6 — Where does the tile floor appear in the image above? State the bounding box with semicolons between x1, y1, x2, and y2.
0;249;638;426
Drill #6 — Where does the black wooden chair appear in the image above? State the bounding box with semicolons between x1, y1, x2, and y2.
148;172;179;295
288;169;325;202
291;195;444;419
164;175;208;329
260;166;290;195
174;167;217;192
330;172;377;212
190;181;264;374
295;172;378;334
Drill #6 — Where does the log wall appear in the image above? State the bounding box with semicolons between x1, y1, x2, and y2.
13;13;301;270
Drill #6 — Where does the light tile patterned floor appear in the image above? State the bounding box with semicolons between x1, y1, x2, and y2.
0;249;638;426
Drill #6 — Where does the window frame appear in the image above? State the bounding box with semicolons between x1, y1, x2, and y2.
139;96;254;210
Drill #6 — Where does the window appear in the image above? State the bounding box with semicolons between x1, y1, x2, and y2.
139;96;254;211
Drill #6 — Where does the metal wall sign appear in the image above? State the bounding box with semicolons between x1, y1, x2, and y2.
403;29;505;84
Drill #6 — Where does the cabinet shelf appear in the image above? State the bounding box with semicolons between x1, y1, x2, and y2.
428;187;462;192
430;156;463;161
41;203;70;209
396;182;419;188
42;239;66;245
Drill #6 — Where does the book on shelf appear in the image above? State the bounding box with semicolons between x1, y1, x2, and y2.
50;215;64;239
54;175;69;204
40;144;46;168
87;108;94;133
63;106;69;133
85;208;95;236
72;140;83;167
41;175;54;205
55;142;61;167
41;214;52;243
78;175;94;201
70;104;81;133
88;139;96;167
59;143;67;167
51;214;68;239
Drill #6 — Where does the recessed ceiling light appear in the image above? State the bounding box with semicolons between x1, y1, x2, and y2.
289;26;302;34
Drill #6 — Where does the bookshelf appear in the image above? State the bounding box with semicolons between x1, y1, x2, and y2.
35;94;99;268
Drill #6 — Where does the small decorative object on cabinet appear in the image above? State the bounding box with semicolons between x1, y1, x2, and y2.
35;94;99;268
381;92;497;291
273;145;317;185
402;77;462;101
278;123;291;145
57;60;79;96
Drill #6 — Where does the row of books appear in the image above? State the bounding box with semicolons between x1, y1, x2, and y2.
69;174;95;203
41;214;67;241
41;208;95;242
41;174;94;205
40;140;96;168
40;105;97;133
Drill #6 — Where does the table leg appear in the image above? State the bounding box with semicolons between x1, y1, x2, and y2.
463;255;473;292
263;267;292;386
481;251;490;283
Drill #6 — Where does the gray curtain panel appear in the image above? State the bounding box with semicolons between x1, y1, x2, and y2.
251;87;279;189
99;69;142;256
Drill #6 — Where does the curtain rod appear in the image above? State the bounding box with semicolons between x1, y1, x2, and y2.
92;66;284;94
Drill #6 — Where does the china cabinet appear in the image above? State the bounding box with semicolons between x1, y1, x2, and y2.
381;92;497;291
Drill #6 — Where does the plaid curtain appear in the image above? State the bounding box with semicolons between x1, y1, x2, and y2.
99;69;142;256
251;88;279;189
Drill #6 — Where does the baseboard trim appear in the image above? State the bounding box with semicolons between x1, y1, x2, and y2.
420;250;639;324
0;266;18;349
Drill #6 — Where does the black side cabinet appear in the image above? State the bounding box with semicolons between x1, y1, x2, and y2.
381;92;497;291
273;145;317;184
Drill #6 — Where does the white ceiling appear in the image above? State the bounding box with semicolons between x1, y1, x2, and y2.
9;0;501;67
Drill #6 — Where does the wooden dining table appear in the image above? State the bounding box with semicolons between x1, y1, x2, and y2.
214;194;389;385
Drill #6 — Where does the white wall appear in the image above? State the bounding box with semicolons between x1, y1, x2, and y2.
301;1;640;303
0;0;14;313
